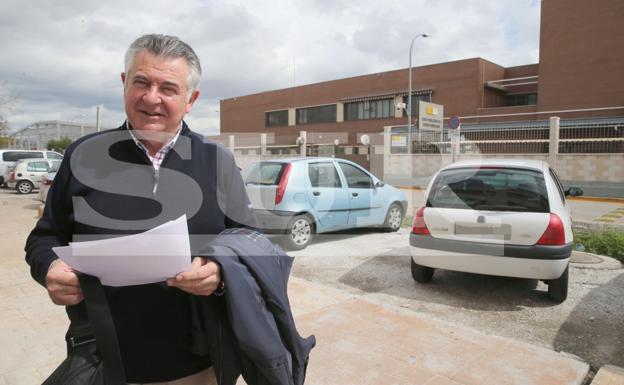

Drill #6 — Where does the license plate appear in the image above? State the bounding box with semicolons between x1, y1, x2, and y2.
454;223;511;240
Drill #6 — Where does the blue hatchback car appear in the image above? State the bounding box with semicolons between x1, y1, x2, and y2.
244;157;407;250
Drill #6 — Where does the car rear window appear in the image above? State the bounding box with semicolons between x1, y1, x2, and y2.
427;167;550;212
3;151;44;161
50;160;62;172
245;162;288;185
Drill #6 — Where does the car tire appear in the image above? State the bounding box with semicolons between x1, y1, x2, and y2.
411;259;434;283
383;203;403;232
283;215;314;250
16;180;34;194
547;265;568;303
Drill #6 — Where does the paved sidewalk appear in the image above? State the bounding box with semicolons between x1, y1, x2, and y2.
289;277;589;385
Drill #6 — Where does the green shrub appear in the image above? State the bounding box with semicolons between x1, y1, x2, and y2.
47;136;72;152
574;230;624;262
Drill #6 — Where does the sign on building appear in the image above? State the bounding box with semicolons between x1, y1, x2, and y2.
391;134;407;147
418;101;444;131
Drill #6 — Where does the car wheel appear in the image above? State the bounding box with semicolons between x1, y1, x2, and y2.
547;265;568;303
383;203;403;232
284;215;314;250
411;259;434;283
16;180;34;194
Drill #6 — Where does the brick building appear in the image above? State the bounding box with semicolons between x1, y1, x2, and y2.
220;0;624;146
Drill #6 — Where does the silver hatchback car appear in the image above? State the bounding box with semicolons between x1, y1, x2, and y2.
7;158;62;194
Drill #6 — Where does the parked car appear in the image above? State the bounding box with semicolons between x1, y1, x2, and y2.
409;159;583;302
6;158;63;194
245;157;407;250
0;149;63;187
36;168;60;203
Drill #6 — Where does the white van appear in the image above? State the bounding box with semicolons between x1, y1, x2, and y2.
0;149;63;187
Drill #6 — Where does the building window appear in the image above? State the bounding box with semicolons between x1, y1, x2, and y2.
506;93;537;106
402;94;432;116
344;98;394;121
265;110;289;127
296;104;336;125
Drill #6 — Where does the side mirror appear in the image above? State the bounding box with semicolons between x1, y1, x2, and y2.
375;181;385;188
564;187;583;197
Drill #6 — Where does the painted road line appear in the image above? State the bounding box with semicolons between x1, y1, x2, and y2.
595;206;624;222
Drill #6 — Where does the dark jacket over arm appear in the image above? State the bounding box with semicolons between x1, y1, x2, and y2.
192;229;315;385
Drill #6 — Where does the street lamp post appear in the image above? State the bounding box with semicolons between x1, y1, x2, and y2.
407;33;429;154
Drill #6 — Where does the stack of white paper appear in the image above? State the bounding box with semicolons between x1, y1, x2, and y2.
53;215;191;287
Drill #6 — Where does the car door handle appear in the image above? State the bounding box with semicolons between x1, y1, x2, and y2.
313;191;321;196
352;192;359;197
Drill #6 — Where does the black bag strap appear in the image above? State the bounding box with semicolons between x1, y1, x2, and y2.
77;273;127;385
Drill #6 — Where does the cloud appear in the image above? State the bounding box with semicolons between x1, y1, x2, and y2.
0;0;540;135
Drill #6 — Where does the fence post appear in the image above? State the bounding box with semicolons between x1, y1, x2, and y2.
299;130;307;157
228;135;235;153
260;133;267;156
383;126;391;155
549;116;560;165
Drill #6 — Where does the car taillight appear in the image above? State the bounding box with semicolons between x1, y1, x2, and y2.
537;213;566;245
412;206;430;235
42;178;52;186
275;163;292;205
8;171;15;181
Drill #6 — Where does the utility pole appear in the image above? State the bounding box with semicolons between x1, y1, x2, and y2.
96;106;101;132
407;33;429;154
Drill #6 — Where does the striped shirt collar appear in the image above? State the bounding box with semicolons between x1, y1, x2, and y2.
126;121;182;170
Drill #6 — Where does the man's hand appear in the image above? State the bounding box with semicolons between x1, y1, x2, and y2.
167;257;222;296
46;259;84;306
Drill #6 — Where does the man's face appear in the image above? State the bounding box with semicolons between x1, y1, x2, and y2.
122;50;199;136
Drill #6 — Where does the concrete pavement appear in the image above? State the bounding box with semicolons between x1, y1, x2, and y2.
290;277;590;385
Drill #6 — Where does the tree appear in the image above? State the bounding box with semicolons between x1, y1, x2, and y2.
47;137;72;152
0;81;18;147
0;117;10;148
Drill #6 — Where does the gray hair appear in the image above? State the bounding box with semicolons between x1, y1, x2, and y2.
124;34;202;99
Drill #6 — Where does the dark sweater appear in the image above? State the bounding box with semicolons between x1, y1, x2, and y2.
25;122;256;383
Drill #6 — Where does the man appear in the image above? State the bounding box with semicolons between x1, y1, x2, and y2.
26;34;256;384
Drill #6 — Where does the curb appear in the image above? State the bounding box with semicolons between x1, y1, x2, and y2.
573;220;624;232
568;196;624;204
590;365;624;385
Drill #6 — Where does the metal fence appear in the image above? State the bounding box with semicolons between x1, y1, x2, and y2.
390;117;624;154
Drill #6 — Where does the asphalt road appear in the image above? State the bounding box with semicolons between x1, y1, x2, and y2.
286;228;624;371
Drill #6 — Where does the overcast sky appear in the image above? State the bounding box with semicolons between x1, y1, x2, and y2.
0;0;540;135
